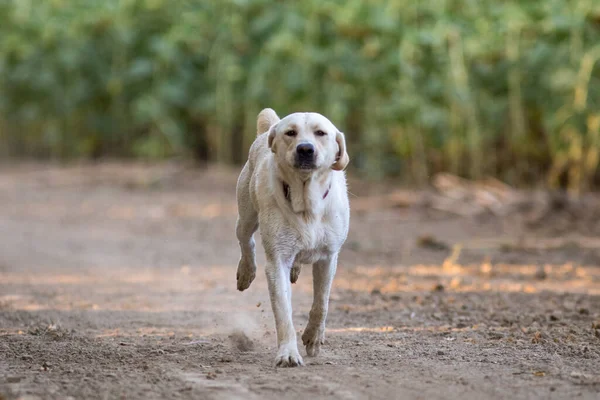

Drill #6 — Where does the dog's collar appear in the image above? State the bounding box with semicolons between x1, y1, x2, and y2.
282;181;331;202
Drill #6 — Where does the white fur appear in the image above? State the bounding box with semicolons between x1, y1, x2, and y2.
235;108;350;367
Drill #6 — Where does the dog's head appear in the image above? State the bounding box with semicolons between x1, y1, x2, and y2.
266;112;349;173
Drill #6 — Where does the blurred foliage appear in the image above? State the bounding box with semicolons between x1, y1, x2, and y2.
1;0;600;191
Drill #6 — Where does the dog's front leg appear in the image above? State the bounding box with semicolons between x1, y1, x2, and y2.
265;257;303;367
302;253;338;357
235;163;258;291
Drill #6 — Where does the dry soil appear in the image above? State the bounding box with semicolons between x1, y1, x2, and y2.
0;163;599;400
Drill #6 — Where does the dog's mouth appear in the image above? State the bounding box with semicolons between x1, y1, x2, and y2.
294;162;316;170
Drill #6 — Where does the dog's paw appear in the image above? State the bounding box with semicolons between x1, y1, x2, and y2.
290;263;301;284
236;258;256;291
275;343;304;367
302;325;325;357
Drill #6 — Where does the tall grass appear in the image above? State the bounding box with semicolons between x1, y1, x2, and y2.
1;0;599;190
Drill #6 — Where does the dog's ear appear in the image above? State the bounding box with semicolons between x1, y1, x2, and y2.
268;122;279;151
332;131;349;171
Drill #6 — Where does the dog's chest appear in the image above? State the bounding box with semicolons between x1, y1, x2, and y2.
292;216;340;263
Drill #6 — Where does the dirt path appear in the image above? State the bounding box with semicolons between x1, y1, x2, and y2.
1;163;599;400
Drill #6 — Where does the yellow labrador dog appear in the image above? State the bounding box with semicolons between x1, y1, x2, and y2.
235;108;350;367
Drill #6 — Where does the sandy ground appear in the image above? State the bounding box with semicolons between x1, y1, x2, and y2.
0;163;599;400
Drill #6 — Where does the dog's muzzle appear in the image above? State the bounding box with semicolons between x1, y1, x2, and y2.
295;143;316;169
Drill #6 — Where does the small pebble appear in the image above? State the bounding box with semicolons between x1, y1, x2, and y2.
534;266;547;280
206;372;217;380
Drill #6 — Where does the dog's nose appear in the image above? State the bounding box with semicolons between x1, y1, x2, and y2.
296;143;315;157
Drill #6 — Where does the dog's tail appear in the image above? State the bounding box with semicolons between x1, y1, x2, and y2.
257;108;280;135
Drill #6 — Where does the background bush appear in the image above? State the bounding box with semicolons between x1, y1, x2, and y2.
1;0;600;190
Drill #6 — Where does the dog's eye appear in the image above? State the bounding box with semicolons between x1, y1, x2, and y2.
315;130;327;137
285;130;297;137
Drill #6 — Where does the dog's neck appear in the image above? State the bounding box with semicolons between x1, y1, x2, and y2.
282;180;330;204
277;168;332;215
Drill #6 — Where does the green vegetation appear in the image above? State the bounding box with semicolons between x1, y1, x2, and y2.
1;0;600;190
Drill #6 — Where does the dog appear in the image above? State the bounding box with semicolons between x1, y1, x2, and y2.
235;108;350;367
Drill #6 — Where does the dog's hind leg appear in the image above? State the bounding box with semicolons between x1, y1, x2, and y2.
290;258;301;284
235;163;258;291
302;253;338;357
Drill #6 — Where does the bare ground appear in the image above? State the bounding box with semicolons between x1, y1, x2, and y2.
0;163;599;400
